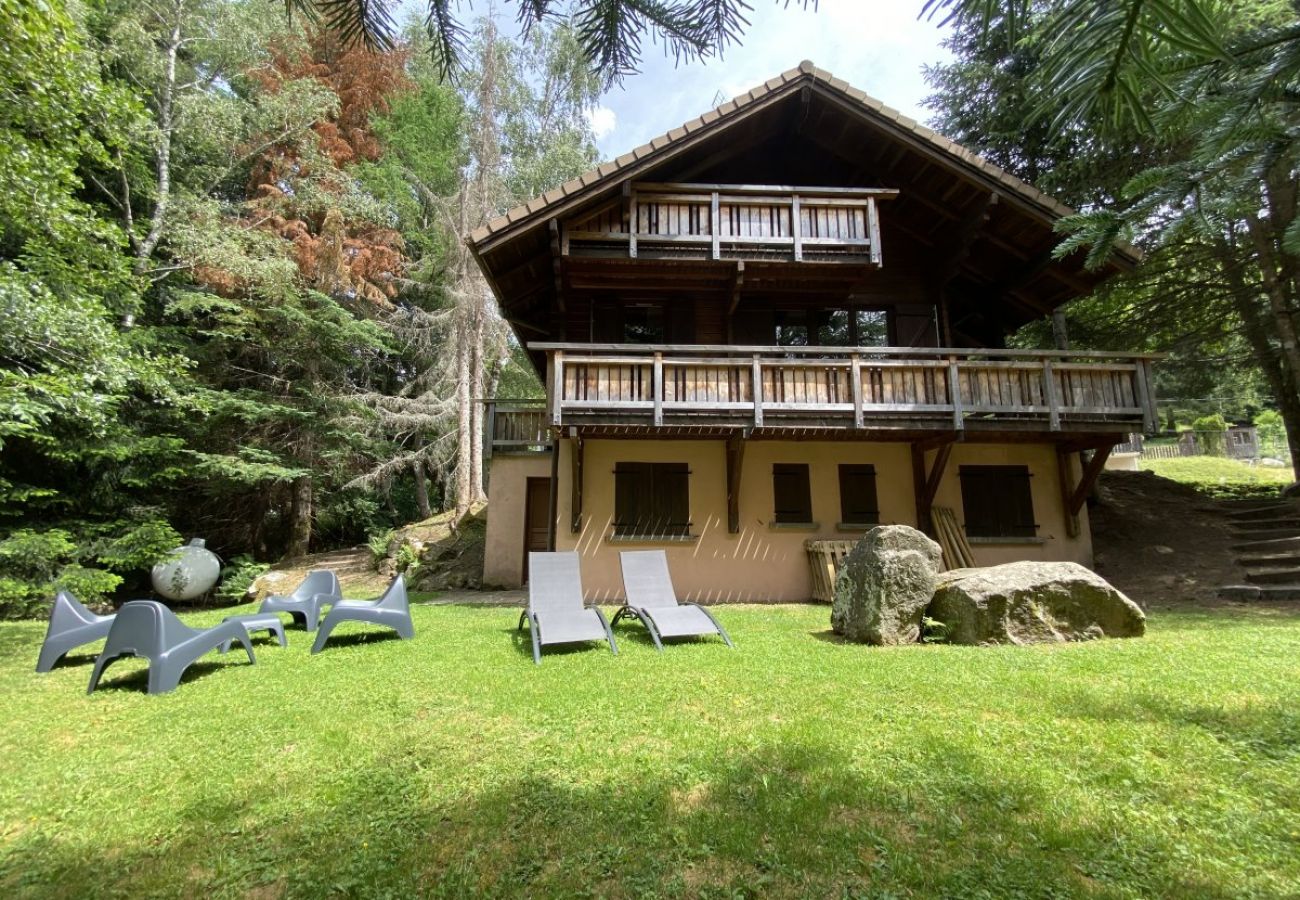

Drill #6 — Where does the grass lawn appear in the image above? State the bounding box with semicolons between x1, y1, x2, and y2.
2;603;1299;898
1141;456;1293;498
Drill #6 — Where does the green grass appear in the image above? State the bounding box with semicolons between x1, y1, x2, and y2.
1141;456;1293;498
2;604;1299;898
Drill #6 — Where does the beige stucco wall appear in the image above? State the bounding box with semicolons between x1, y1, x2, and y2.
484;438;1093;599
481;453;553;588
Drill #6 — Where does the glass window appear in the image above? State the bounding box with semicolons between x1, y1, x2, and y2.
774;311;809;346
817;309;852;345
855;310;889;346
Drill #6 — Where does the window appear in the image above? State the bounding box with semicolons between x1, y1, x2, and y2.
838;464;879;526
613;463;689;536
623;305;665;344
772;463;813;524
855;309;889;346
774;310;809;346
816;309;852;345
958;465;1036;538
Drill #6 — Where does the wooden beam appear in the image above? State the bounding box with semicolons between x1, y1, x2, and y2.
912;437;956;535
548;219;566;313
937;192;998;288
1069;444;1113;517
727;260;745;314
726;433;745;533
546;436;560;551
569;431;584;533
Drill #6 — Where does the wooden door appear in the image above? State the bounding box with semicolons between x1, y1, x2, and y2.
522;477;552;583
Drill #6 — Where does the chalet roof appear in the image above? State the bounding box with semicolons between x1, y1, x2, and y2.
469;60;1136;264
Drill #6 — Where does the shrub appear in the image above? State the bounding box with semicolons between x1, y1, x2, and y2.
1192;413;1229;456
216;555;270;603
367;529;395;564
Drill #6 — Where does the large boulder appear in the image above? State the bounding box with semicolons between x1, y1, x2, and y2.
831;525;943;644
929;561;1145;645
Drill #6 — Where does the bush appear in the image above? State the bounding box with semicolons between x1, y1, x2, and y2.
1192;413;1229;456
215;555;270;603
367;529;395;564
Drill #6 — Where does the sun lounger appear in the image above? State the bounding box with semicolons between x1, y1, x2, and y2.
87;601;256;695
310;575;413;654
518;552;617;664
259;570;342;631
35;590;116;673
614;550;733;651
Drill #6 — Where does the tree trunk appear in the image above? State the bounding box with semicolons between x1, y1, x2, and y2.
453;312;474;515
287;475;313;558
1050;309;1070;351
414;461;432;520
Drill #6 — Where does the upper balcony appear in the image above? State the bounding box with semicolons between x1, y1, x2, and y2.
517;343;1159;442
560;183;897;265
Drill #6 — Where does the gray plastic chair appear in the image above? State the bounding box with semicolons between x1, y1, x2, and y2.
518;552;617;665
87;601;256;695
259;570;342;631
614;551;733;651
218;613;287;653
310;575;413;654
35;590;116;673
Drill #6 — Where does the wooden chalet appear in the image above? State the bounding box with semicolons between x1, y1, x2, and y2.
469;61;1157;601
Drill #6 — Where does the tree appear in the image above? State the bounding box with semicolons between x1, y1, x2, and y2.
284;0;808;83
925;1;1300;477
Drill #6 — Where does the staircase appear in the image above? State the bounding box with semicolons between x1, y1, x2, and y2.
1219;501;1300;601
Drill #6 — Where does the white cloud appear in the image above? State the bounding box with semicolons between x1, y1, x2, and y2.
585;105;618;140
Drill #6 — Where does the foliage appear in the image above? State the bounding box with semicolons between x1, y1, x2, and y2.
1;605;1298;894
214;555;270;603
1140;456;1291;498
367;529;395;563
285;0;814;84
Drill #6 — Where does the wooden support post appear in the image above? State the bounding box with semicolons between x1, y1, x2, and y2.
546;435;560;551
751;355;764;428
652;351;664;427
569;431;584;533
726;433;745;534
791;194;803;262
711;191;721;260
1043;358;1061;431
850;353;864;429
483;401;496;465
867;197;882;266
1140;359;1158;432
1056;447;1080;538
727;261;745;315
627;184;638;259
948;357;964;430
1069;444;1113;518
548;219;566;313
549;350;564;426
912;438;955;537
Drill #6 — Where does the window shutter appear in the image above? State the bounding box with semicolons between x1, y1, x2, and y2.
838;464;879;524
773;464;812;523
959;466;1035;538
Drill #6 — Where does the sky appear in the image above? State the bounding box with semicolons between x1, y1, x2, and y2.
584;1;955;159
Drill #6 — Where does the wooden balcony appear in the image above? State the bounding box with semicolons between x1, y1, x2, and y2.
561;183;897;265
530;343;1160;437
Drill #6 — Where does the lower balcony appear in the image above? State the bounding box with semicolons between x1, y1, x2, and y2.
521;343;1157;439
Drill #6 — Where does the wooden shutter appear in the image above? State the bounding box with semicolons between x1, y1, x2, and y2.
772;464;812;523
959;466;1036;538
659;462;690;535
838;464;879;524
614;462;689;536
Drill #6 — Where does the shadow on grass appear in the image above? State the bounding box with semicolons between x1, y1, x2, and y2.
0;737;1254;898
86;655;254;694
312;630;405;651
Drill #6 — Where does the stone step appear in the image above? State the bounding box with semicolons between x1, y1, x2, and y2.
1236;550;1300;568
1222;503;1300;521
1219;583;1300;602
1230;517;1300;530
1245;567;1300;585
1229;527;1300;542
1231;535;1300;553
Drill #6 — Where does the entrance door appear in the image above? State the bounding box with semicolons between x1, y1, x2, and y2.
522;477;552;583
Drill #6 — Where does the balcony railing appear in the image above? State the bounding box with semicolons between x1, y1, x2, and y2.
561;183;897;264
483;401;549;457
531;343;1160;434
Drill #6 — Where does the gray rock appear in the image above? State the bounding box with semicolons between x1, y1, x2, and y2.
831;525;943;645
929;561;1145;645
